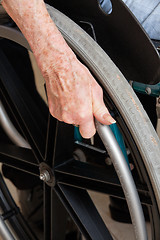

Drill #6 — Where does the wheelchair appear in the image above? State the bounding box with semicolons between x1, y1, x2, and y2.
0;0;160;239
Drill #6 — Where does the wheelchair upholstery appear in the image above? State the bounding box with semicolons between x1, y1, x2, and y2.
50;0;160;84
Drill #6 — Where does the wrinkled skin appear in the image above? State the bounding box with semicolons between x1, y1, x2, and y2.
2;0;115;138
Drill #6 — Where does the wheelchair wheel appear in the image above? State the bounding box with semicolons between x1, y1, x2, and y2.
0;4;160;240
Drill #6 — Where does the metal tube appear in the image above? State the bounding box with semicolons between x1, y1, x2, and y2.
95;120;148;240
0;103;31;149
0;217;15;240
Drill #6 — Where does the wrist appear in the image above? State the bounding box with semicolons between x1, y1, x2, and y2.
2;0;76;74
3;0;70;55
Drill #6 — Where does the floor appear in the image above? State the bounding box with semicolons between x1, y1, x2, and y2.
1;53;159;240
0;178;152;240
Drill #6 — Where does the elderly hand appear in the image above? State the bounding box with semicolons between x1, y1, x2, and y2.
41;50;115;138
2;0;115;138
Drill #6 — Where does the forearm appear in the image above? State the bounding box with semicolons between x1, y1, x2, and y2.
1;0;75;71
1;0;115;138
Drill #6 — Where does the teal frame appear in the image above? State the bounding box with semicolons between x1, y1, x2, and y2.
74;81;159;167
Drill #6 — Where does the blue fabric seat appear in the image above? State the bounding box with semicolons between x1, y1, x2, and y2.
99;0;160;40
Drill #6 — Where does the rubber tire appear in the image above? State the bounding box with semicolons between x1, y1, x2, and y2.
45;4;160;211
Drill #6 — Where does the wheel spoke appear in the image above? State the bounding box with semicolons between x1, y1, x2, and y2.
0;144;39;176
50;189;67;240
43;184;51;240
43;184;67;240
55;184;113;240
55;159;152;206
45;119;74;168
0;48;47;162
45;114;58;166
0;174;38;240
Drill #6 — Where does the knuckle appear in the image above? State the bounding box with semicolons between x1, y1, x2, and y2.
61;111;73;124
77;111;89;123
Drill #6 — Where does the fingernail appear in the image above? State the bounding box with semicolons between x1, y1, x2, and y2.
103;113;116;124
